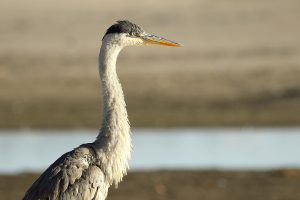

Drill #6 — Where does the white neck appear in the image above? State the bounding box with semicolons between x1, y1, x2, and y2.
92;34;132;187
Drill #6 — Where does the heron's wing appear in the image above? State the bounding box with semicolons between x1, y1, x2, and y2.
22;145;104;200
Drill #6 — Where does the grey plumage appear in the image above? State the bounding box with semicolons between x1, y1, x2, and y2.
103;20;144;39
23;144;106;200
22;20;182;200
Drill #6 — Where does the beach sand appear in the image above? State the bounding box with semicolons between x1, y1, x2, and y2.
1;0;300;128
1;170;300;200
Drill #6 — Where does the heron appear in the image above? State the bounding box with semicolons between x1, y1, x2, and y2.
22;20;182;200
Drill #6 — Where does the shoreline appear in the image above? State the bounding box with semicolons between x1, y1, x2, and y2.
1;170;300;200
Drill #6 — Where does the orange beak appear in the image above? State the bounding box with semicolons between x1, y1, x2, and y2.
139;33;183;47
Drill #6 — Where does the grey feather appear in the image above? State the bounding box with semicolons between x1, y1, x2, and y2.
22;145;104;200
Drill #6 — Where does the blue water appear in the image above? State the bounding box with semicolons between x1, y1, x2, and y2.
0;128;300;173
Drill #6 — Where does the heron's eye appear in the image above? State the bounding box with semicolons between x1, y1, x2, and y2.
129;32;137;37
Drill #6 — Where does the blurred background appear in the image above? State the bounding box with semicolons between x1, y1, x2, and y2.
1;0;300;199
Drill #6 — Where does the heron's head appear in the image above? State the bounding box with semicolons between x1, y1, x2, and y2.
102;20;183;48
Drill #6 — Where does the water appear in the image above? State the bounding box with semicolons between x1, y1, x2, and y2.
0;128;300;173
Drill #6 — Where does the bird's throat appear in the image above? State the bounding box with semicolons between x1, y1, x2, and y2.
93;39;132;186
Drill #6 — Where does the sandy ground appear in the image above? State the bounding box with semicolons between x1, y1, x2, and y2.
1;170;300;200
1;0;300;128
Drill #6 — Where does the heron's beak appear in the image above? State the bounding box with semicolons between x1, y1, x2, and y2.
139;33;183;47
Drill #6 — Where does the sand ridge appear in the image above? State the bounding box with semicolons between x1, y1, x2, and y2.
0;0;300;128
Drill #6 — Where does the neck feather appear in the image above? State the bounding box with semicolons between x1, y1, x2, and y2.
92;35;132;187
